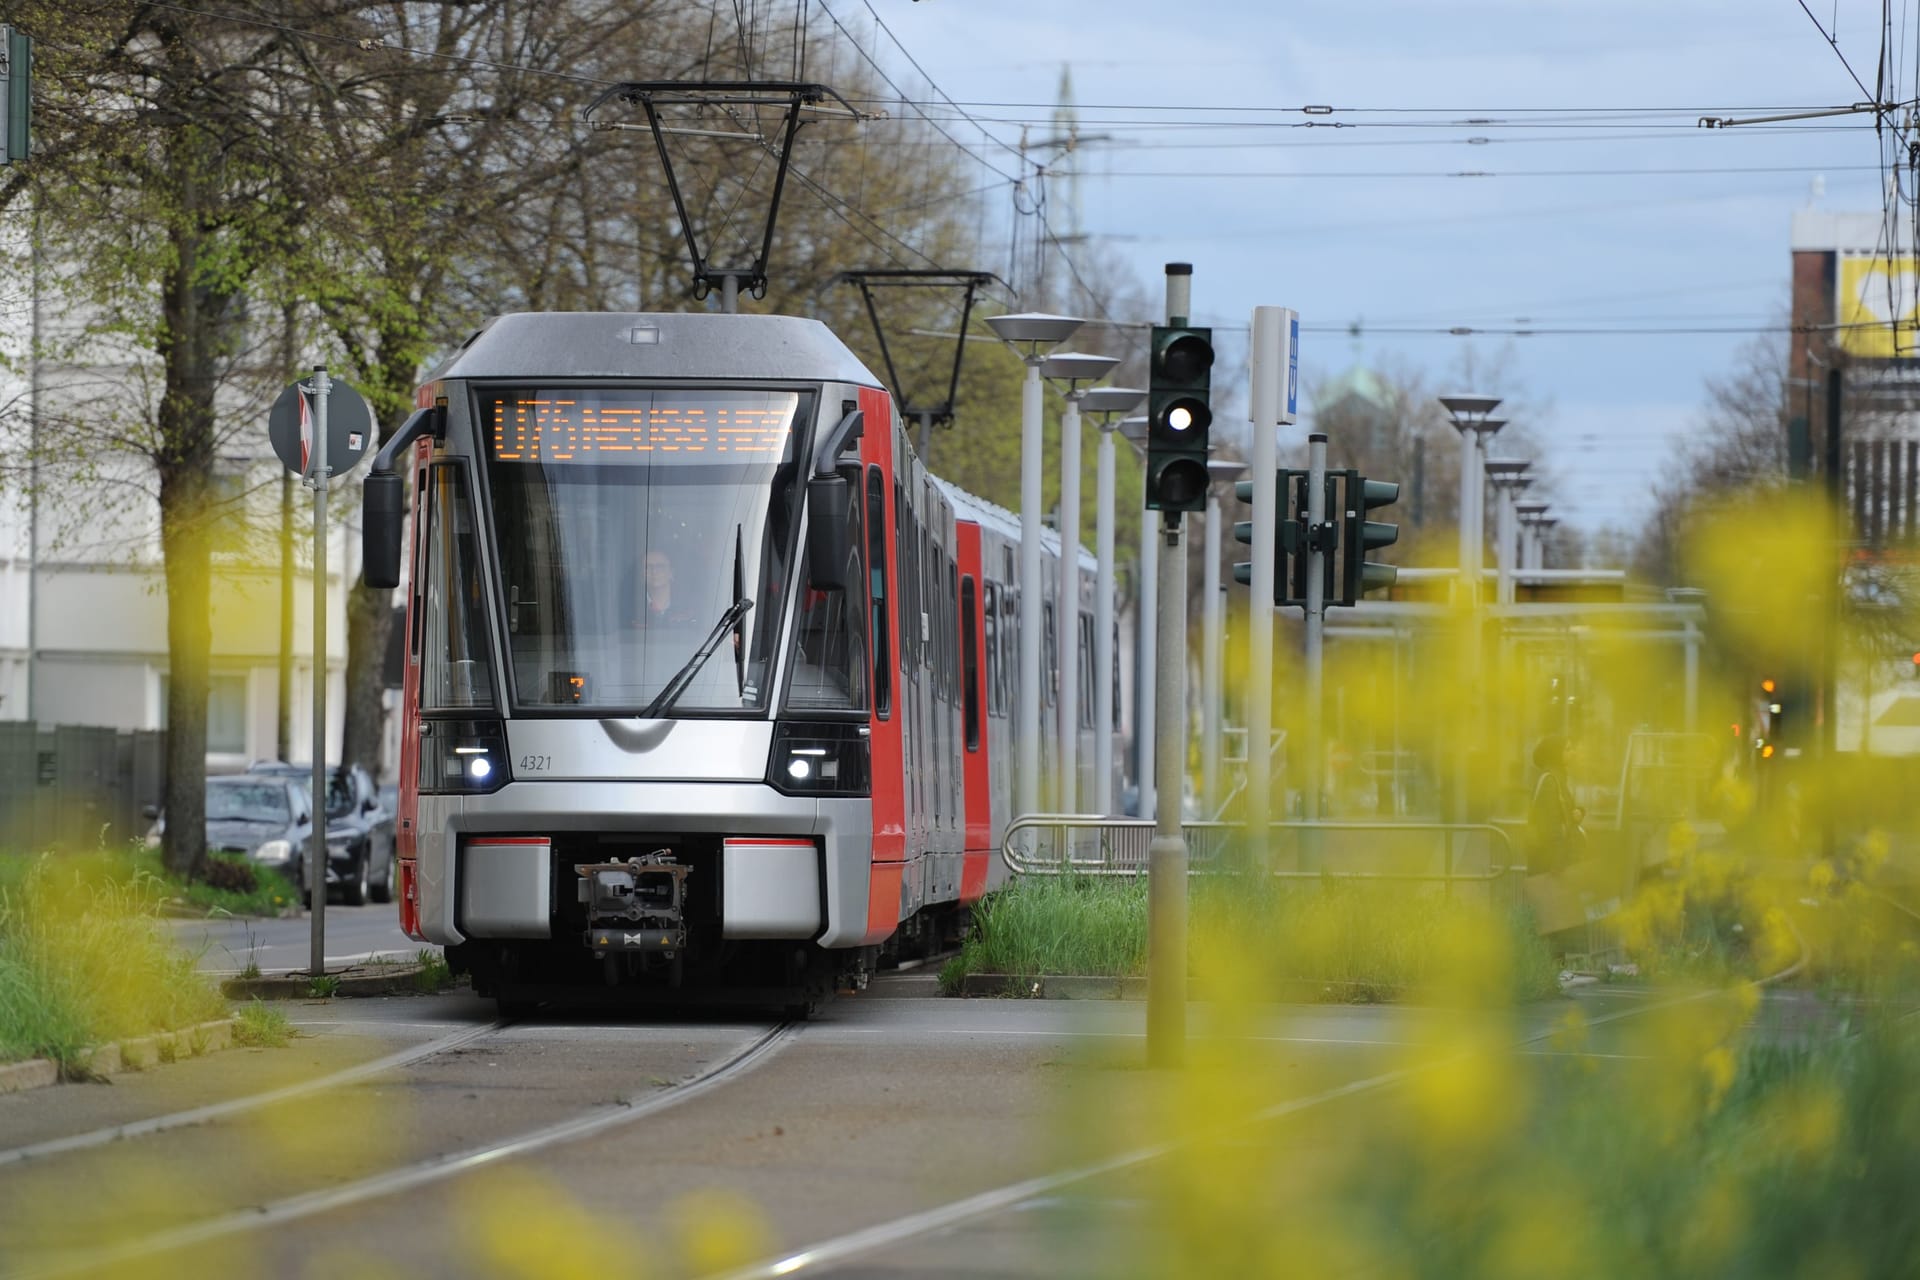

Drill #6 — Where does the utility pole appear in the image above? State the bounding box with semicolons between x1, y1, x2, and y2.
1245;306;1297;857
1823;367;1842;862
308;368;332;980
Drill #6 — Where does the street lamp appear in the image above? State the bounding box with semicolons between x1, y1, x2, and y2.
1202;458;1247;818
986;312;1084;818
1119;414;1156;818
1516;499;1549;571
1438;395;1503;605
1484;457;1531;606
1040;351;1121;814
1081;386;1145;816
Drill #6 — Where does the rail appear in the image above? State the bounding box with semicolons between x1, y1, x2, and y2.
1001;814;1522;895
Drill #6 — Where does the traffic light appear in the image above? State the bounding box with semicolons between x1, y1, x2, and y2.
1145;324;1212;512
1334;471;1400;606
1230;469;1316;606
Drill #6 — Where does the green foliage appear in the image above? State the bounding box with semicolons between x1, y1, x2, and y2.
232;999;292;1049
0;853;227;1069
305;974;342;999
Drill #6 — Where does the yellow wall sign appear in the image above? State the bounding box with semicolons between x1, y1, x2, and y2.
1838;255;1920;358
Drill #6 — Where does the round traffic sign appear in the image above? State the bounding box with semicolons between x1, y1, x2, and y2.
267;376;375;478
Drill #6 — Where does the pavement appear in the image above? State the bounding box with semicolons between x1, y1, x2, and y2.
166;901;422;975
0;980;1848;1279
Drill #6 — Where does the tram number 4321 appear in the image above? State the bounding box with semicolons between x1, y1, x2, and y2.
519;755;552;772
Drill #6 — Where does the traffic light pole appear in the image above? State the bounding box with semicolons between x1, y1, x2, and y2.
1148;264;1192;1068
1303;432;1328;865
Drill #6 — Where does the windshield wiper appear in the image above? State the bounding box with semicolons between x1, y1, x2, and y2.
640;595;754;719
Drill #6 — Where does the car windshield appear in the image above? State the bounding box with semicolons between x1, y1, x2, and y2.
479;386;808;714
207;782;290;822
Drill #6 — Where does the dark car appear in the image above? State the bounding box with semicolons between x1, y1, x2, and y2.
247;762;397;906
204;775;313;888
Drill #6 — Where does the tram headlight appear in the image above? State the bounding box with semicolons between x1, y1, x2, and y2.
419;719;512;795
768;721;870;796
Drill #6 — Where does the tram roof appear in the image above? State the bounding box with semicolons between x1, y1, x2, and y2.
424;312;884;387
936;477;1096;571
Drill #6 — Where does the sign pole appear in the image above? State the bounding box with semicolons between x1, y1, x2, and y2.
309;367;330;979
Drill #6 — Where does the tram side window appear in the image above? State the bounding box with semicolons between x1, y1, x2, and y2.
1042;603;1058;708
961;575;980;751
1001;585;1017;711
421;464;496;710
1078;612;1095;729
785;470;867;713
983;582;1000;717
867;466;890;719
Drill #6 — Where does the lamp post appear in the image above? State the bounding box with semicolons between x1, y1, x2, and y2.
1120;415;1155;819
1082;386;1146;815
1484;458;1531;607
1535;515;1559;569
1202;458;1246;818
1516;499;1548;574
1438;396;1503;604
1041;352;1122;814
986;313;1085;819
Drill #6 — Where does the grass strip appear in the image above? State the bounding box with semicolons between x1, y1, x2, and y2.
941;875;1560;1004
0;853;229;1069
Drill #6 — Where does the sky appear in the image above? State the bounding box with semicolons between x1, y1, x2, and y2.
812;0;1903;532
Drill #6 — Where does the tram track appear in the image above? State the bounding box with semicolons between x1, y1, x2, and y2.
723;945;1816;1279
0;1018;513;1170
13;1017;797;1279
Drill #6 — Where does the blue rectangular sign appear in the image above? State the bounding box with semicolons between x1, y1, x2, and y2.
1286;315;1300;418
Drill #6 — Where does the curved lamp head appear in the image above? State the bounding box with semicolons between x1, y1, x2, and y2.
985;312;1084;353
1484;457;1530;486
1040;351;1121;386
1439;393;1502;420
1081;386;1146;417
1118;415;1149;447
1516;499;1549;518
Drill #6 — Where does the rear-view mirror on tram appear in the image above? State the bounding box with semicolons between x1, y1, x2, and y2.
805;472;854;592
363;470;404;590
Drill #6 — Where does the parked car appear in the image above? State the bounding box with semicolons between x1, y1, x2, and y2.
203;775;312;886
247;762;397;906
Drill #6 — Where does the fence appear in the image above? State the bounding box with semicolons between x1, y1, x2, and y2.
1001;814;1522;902
0;722;167;851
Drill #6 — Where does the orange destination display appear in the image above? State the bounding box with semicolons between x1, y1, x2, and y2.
484;388;799;464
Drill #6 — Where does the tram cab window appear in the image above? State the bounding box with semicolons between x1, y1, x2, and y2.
421;464;496;711
785;464;868;713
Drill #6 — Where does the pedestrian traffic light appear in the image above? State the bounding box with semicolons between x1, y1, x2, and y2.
1232;476;1257;590
1334;470;1400;606
1145;324;1212;512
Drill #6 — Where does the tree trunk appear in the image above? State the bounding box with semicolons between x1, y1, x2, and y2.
155;206;223;880
158;462;213;881
340;574;394;774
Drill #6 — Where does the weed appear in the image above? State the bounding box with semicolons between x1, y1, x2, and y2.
239;959;262;981
233;999;292;1048
306;974;342;999
412;948;456;993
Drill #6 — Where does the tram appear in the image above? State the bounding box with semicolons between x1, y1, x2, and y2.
361;311;1104;1010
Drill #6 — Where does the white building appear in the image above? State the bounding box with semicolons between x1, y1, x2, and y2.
0;226;356;772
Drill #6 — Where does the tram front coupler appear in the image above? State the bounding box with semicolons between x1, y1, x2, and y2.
577;852;690;955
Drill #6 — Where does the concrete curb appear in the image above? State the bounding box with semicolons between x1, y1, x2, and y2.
0;1018;238;1095
220;963;452;1001
952;974;1428;1003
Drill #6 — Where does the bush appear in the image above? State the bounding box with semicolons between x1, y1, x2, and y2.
198;854;259;896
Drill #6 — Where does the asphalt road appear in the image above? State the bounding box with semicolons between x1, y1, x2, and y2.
167;902;422;974
0;982;1839;1280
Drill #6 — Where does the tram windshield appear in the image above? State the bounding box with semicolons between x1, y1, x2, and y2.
478;387;809;715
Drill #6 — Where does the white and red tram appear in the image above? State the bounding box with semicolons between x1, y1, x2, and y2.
361;311;1108;1011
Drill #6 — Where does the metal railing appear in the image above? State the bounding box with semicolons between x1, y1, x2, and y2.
1000;814;1523;897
